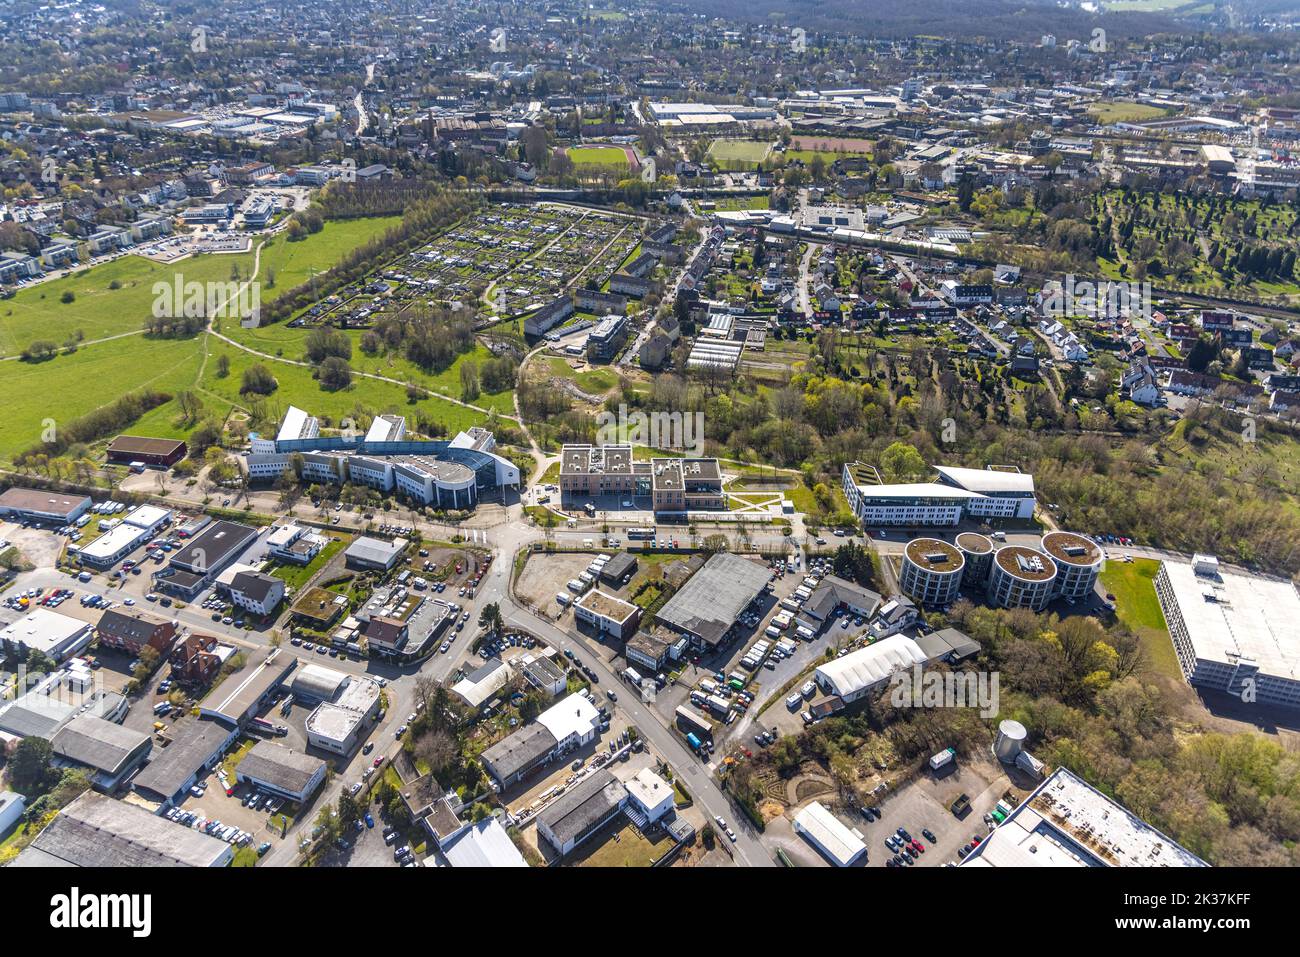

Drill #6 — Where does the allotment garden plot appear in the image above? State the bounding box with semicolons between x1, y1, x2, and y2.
293;203;638;329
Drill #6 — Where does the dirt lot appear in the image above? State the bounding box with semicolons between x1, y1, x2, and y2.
515;550;606;611
0;520;65;571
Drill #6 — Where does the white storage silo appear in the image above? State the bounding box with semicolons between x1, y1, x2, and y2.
994;719;1027;763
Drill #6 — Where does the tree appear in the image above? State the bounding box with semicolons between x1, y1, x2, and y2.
477;601;504;635
240;363;278;395
318;356;353;391
879;441;927;482
411;727;458;778
832;541;876;588
459;360;480;401
305;328;352;363
216;354;231;378
10;737;56;794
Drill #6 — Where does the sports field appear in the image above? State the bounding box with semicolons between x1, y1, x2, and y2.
566;145;632;169
706;139;774;164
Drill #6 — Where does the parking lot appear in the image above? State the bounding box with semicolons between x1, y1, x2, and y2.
862;755;1008;867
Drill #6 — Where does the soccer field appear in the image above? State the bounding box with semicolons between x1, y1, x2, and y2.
707;139;774;164
566;146;632;168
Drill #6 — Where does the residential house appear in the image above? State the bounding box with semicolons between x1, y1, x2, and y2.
95;609;178;658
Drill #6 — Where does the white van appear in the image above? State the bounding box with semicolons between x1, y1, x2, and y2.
555;592;572;606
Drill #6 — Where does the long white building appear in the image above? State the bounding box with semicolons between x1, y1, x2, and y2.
1156;554;1300;711
841;462;1036;528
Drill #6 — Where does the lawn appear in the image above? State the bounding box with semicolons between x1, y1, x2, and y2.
220;326;516;415
1087;101;1173;124
0;215;426;463
257;216;402;295
713;195;771;212
198;342;487;435
567;146;630;169
569;820;667;867
707;139;774;164
268;535;349;590
1100;557;1180;680
543;356;618;396
0;250;254;354
0;334;207;461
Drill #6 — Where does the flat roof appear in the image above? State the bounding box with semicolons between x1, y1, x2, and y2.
0;608;90;655
1041;531;1104;567
955;532;994;554
576;588;639;623
1160;559;1300;680
963;767;1205;868
124;504;173;529
107;435;186;456
904;537;964;573
993;546;1057;582
850;482;979;500
600;552;638;579
345;536;408;565
560;444;633;476
201;649;295;725
0;487;90;516
77;522;148;560
171;520;258;572
625;767;674;811
14;792;230;867
132;720;235;802
656;553;771;646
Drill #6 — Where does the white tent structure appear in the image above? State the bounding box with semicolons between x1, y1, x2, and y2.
814;635;928;703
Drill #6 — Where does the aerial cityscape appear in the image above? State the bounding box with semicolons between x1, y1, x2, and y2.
0;0;1295;902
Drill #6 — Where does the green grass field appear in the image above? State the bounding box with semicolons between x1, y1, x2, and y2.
0;251;254;354
0;334;208;460
707;139;774;164
1087;101;1174;124
566;146;630;168
0;216;491;464
1099;557;1180;680
257;216;401;294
